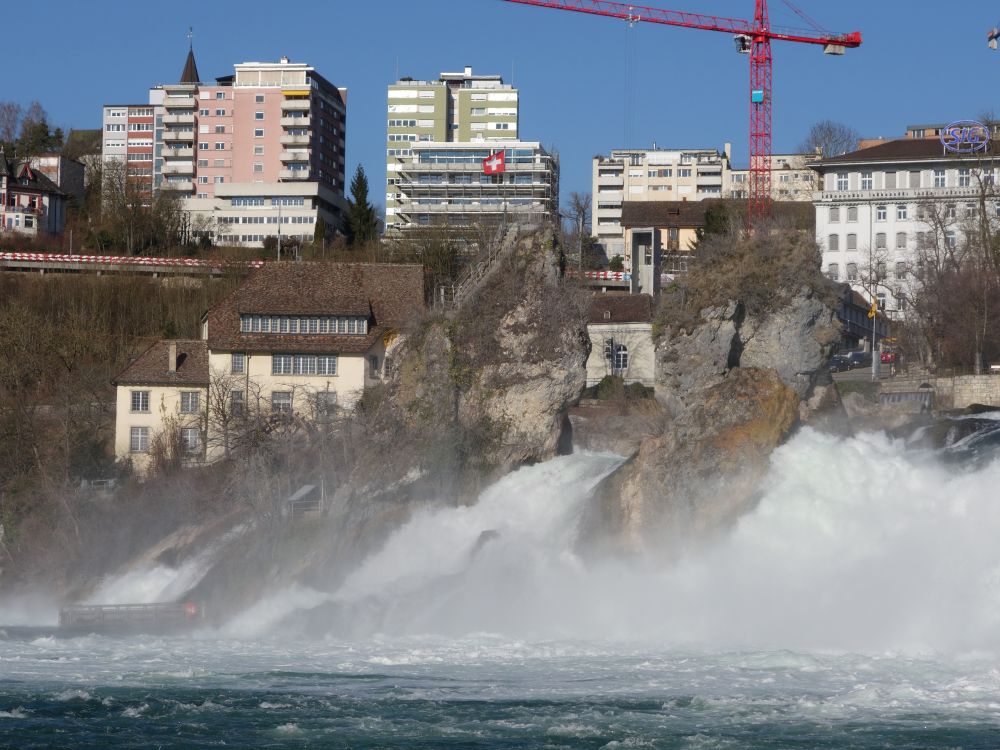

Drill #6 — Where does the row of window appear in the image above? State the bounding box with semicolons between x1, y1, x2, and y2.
130;390;200;413
827;202;994;223
272;354;338;376
828;230;957;252
240;314;368;335
826;261;910;282
832;167;994;191
219;215;316;225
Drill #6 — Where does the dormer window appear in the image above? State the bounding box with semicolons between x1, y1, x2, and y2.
603;310;611;320
240;314;368;335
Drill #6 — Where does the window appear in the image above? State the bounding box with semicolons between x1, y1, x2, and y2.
613;344;629;372
253;146;264;155
846;263;858;281
181;427;201;455
197;159;208;167
131;391;150;413
315;391;337;418
827;263;840;280
231;352;245;374
828;234;839;252
230;390;245;416
876;291;887;310
272;354;293;375
254;128;264;138
885;171;897;189
199;108;209;116
129;426;149;453
945;230;957;249
678;168;692;178
829;207;840;223
847;233;857;250
836;172;848;191
876;205;887;221
876;233;887;250
369;355;380;378
255;111;265;120
946;203;956;219
214;125;226;134
896;232;907;249
934;169;946;188
216;92;225;99
215;142;225;150
214;158;225;167
910;170;921;188
897;204;908;220
876;261;887;280
847;206;858;222
255;94;265;103
895;261;908;280
964;202;976;218
198;142;208;150
959;168;971;187
180;392;200;413
253;163;264;173
861;171;873;190
271;391;292;414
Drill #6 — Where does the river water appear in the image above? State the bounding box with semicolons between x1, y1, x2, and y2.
4;426;1000;748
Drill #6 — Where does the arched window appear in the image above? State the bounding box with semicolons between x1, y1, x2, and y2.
613;344;629;372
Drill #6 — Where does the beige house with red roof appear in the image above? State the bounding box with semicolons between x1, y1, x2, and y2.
114;262;424;473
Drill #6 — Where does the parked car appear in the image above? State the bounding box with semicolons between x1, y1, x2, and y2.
844;351;872;369
829;354;851;373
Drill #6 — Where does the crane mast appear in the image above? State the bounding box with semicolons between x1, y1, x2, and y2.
502;0;861;226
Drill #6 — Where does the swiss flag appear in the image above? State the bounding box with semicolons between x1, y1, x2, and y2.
482;150;505;175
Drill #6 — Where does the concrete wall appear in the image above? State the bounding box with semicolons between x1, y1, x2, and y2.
882;374;1000;409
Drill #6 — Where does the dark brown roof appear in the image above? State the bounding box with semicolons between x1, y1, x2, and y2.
622;199;813;232
180;46;201;84
115;340;209;386
816;138;998;165
588;293;653;324
621;200;721;229
206;262;425;354
0;154;65;195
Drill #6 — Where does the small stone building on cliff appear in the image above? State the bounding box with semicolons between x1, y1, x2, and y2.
586;294;655;388
113;262;425;474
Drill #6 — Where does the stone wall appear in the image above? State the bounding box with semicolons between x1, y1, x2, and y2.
882;374;1000;409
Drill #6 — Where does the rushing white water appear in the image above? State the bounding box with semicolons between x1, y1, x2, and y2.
84;524;248;605
230;428;1000;654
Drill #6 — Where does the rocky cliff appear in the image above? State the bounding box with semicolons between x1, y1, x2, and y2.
583;229;843;554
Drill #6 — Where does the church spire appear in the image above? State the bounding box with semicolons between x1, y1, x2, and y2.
180;27;201;84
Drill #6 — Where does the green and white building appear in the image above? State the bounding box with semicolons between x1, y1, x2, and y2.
385;66;524;231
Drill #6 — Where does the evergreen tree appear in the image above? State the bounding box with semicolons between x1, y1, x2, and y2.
347;165;379;245
314;215;326;246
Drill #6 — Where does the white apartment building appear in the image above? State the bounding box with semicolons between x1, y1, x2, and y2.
728;151;821;202
386;67;519;231
592;145;731;260
812;138;1000;318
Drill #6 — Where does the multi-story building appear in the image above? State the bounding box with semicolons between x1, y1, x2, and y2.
28;153;85;204
385;67;520;231
113;261;424;474
727;151;821;202
102;48;348;247
811;138;1000;319
591;145;731;260
391;141;558;230
0;153;67;236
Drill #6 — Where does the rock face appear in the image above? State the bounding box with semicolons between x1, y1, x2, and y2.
583;269;843;554
584;368;800;555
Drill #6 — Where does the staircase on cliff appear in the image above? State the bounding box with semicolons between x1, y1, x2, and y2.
434;222;533;311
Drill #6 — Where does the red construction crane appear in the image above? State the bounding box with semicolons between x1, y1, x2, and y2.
501;0;862;225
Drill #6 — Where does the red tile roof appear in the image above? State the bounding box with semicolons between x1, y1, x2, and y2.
115;340;209;386
206;262;425;354
588;293;654;324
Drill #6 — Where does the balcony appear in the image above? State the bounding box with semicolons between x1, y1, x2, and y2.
163;96;196;109
279;168;311;180
281;99;311;111
280;133;310;146
162;146;194;159
817;186;982;202
162;163;195;176
280;116;310;128
162;131;195;142
280;150;310;162
162;113;195;126
160;180;194;192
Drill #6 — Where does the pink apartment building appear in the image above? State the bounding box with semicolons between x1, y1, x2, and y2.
103;48;348;248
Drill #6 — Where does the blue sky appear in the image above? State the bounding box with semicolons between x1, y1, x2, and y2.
10;1;999;208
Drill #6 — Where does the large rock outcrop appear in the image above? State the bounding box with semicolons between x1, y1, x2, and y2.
582;231;844;554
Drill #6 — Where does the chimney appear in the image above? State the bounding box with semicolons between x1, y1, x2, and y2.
168;342;177;374
280;56;290;64
464;65;473;77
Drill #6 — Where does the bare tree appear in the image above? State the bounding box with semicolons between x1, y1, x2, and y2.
0;101;21;144
799;119;860;158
